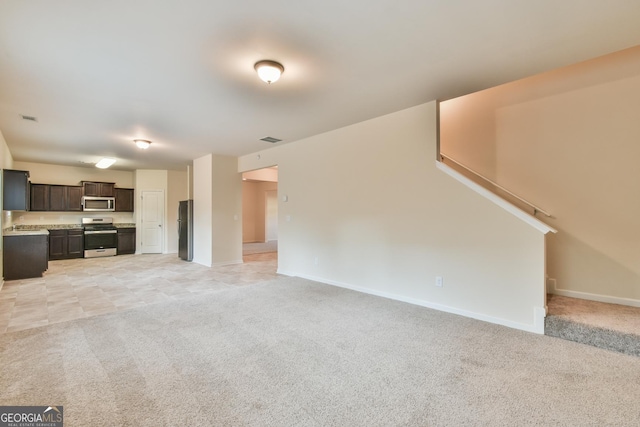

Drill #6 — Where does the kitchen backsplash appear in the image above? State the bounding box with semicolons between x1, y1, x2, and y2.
5;211;134;227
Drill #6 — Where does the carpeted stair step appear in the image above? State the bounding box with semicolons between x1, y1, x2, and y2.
545;315;640;357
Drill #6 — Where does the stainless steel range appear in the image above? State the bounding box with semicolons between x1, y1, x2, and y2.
83;217;117;258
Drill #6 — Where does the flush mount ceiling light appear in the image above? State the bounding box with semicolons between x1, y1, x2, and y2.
95;158;116;169
134;139;151;149
254;60;284;84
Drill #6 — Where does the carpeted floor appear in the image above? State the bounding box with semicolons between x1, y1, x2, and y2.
1;276;640;426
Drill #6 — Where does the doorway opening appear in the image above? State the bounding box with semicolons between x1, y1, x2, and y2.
241;167;278;262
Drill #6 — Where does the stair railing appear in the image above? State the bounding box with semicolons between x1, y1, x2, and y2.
439;153;553;218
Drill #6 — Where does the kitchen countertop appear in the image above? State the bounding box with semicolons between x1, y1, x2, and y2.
3;229;49;236
114;223;136;228
8;224;83;231
3;223;136;232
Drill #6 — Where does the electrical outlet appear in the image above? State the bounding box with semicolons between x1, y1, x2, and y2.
314;257;319;266
435;276;443;287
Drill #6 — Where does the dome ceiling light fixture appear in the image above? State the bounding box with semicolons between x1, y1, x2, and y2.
254;60;284;84
134;139;151;149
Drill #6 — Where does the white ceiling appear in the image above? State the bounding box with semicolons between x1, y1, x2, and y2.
1;1;640;171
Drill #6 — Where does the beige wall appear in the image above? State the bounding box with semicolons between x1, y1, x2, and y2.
0;131;13;170
242;167;278;182
242;181;258;242
242;180;278;243
14;161;134;187
440;46;640;304
193;155;213;266
211;155;242;265
193;154;242;267
439;95;498;181
1;129;15;222
239;101;548;333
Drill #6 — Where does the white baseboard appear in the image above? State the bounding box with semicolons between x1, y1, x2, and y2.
548;278;640;308
281;271;544;334
212;259;243;267
277;269;295;276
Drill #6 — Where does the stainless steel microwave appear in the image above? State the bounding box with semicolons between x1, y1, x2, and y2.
82;196;115;211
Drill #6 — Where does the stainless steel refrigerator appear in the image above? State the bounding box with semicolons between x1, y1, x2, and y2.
178;199;193;261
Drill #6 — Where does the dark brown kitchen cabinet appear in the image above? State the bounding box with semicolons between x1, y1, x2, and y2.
68;186;83;210
2;169;30;211
48;230;65;259
49;228;84;260
49;186;66;211
117;228;136;255
3;233;48;280
67;229;84;257
30;184;50;211
31;184;83;211
49;185;83;211
82;181;115;197
115;188;134;212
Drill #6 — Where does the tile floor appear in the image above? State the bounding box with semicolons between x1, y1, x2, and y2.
0;252;278;334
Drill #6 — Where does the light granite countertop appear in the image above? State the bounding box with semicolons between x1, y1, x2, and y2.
3;229;49;236
3;223;136;232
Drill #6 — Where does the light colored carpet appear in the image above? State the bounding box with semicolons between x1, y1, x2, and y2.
243;240;278;255
2;277;640;426
546;294;640;357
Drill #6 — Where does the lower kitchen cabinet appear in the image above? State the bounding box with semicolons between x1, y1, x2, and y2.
67;229;84;258
49;229;84;260
3;233;49;280
117;228;136;255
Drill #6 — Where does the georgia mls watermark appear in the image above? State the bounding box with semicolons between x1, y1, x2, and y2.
0;406;63;427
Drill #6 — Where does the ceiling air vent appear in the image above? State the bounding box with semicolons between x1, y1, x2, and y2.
260;136;282;143
20;114;38;122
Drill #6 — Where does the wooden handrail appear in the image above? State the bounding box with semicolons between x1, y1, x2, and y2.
439;153;553;218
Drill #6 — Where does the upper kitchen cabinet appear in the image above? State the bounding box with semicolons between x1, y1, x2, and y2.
82;181;115;197
3;169;30;211
115;188;134;212
31;184;83;211
50;185;83;211
30;184;50;211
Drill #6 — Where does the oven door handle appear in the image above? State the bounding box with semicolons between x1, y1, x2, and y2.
84;230;118;234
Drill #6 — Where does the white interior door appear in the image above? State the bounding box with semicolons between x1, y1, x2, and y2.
141;190;164;253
